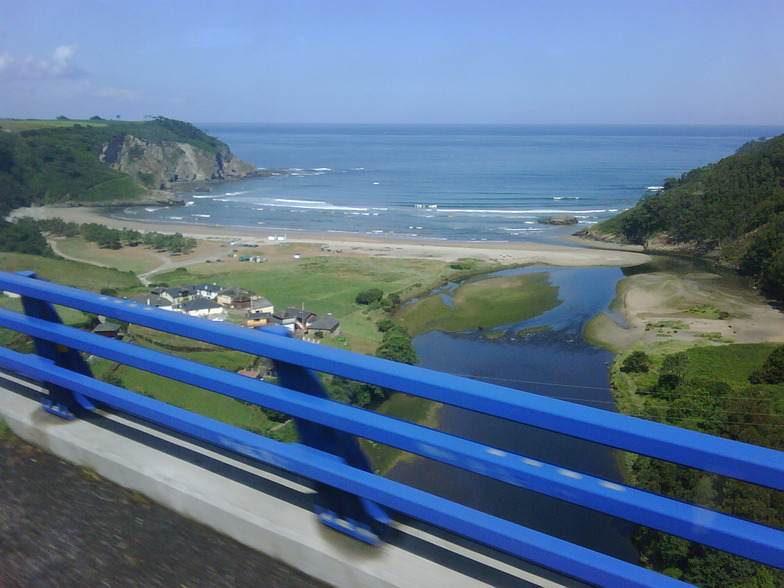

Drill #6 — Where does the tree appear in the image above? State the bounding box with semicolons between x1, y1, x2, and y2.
749;345;784;384
0;219;54;257
620;350;651;373
375;326;418;366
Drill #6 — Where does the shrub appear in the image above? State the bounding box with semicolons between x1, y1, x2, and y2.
376;319;396;332
355;288;383;305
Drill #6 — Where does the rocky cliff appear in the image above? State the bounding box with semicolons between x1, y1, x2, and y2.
99;134;257;191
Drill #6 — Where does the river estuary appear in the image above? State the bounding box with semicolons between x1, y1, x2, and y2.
386;265;640;562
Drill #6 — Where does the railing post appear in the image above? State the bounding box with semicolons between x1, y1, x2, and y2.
17;271;96;419
266;326;391;544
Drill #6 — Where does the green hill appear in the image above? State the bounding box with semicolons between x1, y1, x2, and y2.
586;134;784;297
0;117;251;217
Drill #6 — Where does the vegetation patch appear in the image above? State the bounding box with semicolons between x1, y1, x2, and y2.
682;304;733;320
396;272;561;336
695;332;734;343
515;325;552;338
610;342;783;585
483;329;507;340
360;393;442;474
645;319;688;331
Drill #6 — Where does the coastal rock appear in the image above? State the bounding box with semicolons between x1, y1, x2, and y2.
539;215;578;226
100;135;257;191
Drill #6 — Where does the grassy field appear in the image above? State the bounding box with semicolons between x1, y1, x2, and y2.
668;343;778;388
53;237;163;274
154;248;456;349
0;296;93;326
396;272;561;336
157;252;447;318
90;323;276;434
96;361;273;434
0;119;109;132
610;341;779;413
0;253;141;291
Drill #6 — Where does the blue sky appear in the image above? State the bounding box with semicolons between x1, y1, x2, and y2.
1;0;782;124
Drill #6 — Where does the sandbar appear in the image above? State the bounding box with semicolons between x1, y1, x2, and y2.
587;271;784;353
8;206;650;268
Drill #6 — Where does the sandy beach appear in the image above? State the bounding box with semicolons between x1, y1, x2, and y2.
9;206;651;268
11;206;784;353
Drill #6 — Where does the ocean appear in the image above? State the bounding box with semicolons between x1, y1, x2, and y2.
114;123;784;243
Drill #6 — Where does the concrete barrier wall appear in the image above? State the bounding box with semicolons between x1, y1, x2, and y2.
2;373;557;587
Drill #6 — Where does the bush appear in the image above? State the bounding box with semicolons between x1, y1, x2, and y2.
376;319;396;332
355;288;383;305
449;260;477;270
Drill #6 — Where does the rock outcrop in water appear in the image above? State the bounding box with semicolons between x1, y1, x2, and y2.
539;214;578;225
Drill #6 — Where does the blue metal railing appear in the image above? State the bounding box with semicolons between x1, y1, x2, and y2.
0;270;782;587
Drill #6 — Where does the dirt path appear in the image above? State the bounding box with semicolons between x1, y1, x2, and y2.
47;239;113;269
137;246;223;285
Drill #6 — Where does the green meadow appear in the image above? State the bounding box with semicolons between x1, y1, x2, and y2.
156;252;447;318
396;272;561;336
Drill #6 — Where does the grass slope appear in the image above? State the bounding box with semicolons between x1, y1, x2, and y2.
0;253;141;291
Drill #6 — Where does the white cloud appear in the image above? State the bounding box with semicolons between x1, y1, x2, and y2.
0;44;86;81
0;45;139;110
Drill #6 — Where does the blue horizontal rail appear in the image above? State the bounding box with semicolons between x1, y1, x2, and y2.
0;270;780;491
1;307;781;568
0;270;782;585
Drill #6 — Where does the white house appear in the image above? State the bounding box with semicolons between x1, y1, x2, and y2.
194;283;222;299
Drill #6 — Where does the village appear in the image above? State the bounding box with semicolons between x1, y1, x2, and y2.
90;283;341;341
